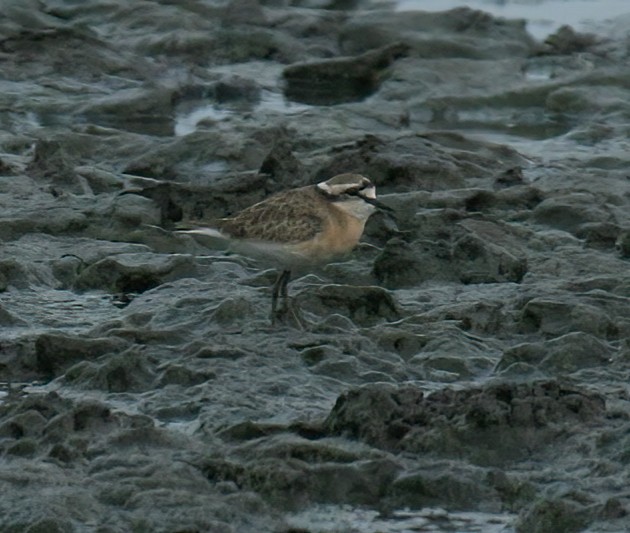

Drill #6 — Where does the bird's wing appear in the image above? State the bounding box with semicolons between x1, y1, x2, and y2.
217;188;327;244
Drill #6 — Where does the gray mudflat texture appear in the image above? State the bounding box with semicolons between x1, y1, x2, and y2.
1;1;630;532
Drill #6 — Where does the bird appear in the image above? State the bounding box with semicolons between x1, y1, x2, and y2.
178;173;392;326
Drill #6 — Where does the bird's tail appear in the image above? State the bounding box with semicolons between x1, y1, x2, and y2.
176;227;225;239
175;226;231;250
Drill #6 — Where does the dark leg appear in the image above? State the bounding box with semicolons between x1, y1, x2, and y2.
279;269;290;300
271;269;291;323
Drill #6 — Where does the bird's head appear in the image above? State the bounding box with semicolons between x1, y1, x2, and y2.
315;173;392;219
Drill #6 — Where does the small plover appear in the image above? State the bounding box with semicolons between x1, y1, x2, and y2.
179;173;392;324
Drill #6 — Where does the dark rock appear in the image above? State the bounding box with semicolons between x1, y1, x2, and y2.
65;349;155;392
0;409;47;439
303;458;400;506
497;332;613;374
420;299;511;335
0;304;27;325
373;328;429;360
283;42;409;105
487;469;538;511
214;74;262;105
26;139;83;192
51;254;84;289
191;344;248;359
496;342;546;373
310;356;359;380
0;25;149;80
299;284;400;326
23;518;76;533
44;401;118;443
210;28;306;64
375;147;468;192
325;380;605;466
218;420;283;441
545;87;597;114
576;222;620;250
27;140;70;177
389;465;497;510
315;133;523;194
491;186;544;211
515;497;591;533
157;365;216;387
110;193;162;228
616;230;630;258
299;344;338;366
6;437;39;457
204;453;399;509
74;253;196;293
494;166;525;189
325;383;423;450
0;392;69;424
48;442;79;463
453;218;528;284
210;297;255;325
374;217;528;288
543;25;598;55
80;87;175;136
520;298;617;339
221;0;266;26
74;166;125;194
599;497;628;520
539;332;613;372
118;182;185;227
258;141;305;193
34;333;127;378
373;237;456;289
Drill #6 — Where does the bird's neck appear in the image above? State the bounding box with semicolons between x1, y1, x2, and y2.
332;197;376;222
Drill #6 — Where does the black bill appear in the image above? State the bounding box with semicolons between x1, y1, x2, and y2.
363;195;395;213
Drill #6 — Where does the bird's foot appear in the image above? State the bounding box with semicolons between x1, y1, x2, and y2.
271;297;306;330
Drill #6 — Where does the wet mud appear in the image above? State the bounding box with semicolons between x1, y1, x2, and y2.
2;1;630;531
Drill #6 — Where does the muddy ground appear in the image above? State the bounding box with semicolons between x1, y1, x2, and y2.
1;1;630;531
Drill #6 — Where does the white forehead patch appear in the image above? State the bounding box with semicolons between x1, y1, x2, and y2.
316;180;333;194
316;181;351;195
360;185;376;199
316;177;376;198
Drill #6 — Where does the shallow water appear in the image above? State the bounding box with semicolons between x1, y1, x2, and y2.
286;505;516;533
174;90;312;136
395;0;630;39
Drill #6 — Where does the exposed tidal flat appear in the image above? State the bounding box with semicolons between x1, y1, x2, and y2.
1;0;630;531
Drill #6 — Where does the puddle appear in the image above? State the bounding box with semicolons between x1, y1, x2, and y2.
0;381;49;405
286;505;516;533
174;102;234;136
174;89;311;136
523;64;554;82
428;109;571;140
258;89;311;114
393;0;630;40
161;419;201;435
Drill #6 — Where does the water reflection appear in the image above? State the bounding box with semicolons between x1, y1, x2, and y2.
286;504;516;533
174;89;311;136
